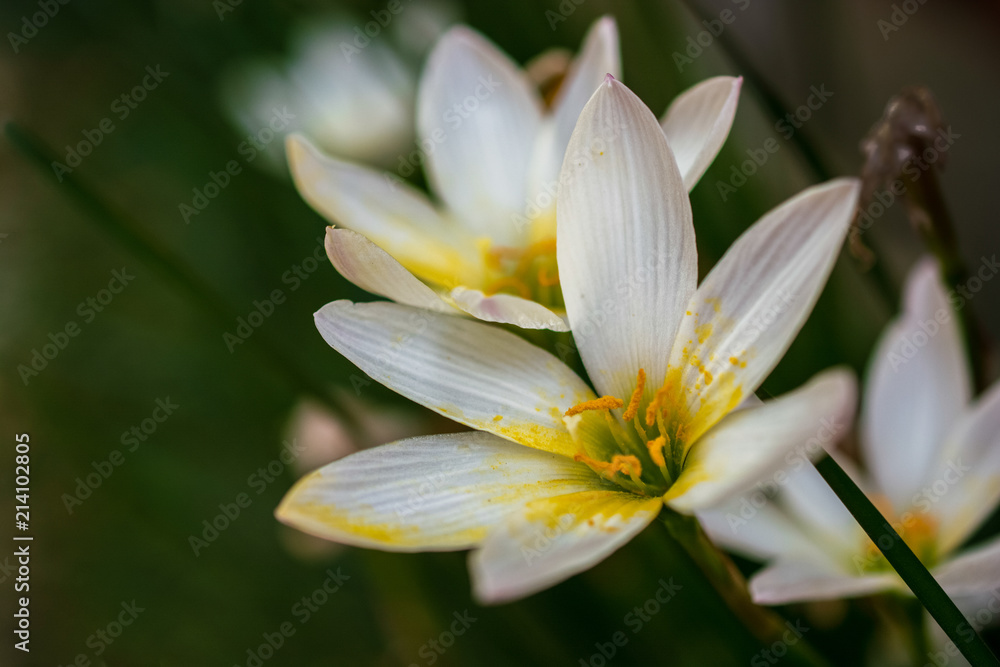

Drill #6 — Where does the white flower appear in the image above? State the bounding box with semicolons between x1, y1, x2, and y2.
220;5;456;171
699;259;1000;606
276;77;859;604
287;17;744;330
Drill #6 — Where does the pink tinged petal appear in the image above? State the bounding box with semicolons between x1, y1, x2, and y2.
660;76;742;191
470;490;662;603
448;286;568;331
417;26;543;244
314;300;595;458
861;258;973;514
325;228;452;313
557;76;697;402
933;536;1000;597
287;134;479;287
276;432;603;551
667;178;860;443
665;368;857;513
934;378;1000;553
749;559;898;605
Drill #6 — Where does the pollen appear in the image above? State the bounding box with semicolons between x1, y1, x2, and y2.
646;436;666;468
492;415;503;422
573;452;612;473
645;385;671;427
565;396;624;417
622;368;646;421
609;455;642;477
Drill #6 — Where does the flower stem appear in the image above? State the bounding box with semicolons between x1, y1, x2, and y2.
661;510;830;667
813;453;1000;666
5;121;360;432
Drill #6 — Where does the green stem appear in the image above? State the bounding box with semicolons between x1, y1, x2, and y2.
661;510;830;667
5;122;359;432
813;454;999;666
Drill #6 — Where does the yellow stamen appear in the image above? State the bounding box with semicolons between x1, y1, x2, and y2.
645;385;671;427
646;436;666;468
622;368;646;422
609;455;642;478
573;453;612;474
565;396;624;417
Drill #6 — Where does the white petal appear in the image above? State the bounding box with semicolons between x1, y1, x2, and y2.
665;368;857;513
417;26;543;243
287;134;480;287
314;300;595;457
667;179;859;443
698;502;822;563
750;559;897;604
861;258;972;513
470;490;662;603
325;228;452;312
557;76;696;401
449;286;568;331
539;16;620;187
933;536;1000;596
934;378;1000;552
777;460;865;549
660;76;742;191
276;432;602;551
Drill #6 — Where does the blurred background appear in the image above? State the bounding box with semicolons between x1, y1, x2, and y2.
2;0;999;664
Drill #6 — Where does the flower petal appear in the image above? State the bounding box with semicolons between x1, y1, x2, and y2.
276;431;603;551
470;490;662;603
417;26;543;244
325;227;452;312
287;134;480;287
934;536;1000;597
557;76;696;401
934;378;1000;552
538;16;620;187
314;300;596;457
750;559;897;605
449;286;568;331
665;368;857;513
660;76;742;191
861;257;973;515
698;488;812;560
667;178;859;443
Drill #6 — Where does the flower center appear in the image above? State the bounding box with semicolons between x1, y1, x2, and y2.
481;238;562;308
856;501;940;573
562;368;694;496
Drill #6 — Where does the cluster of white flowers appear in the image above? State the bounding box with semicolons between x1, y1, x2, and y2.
252;14;998;629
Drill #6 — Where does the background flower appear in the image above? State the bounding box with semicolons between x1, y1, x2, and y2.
700;259;1000;609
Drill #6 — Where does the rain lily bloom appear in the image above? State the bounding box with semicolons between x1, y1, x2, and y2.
286;17;744;330
219;5;456;172
276;76;860;603
699;259;1000;606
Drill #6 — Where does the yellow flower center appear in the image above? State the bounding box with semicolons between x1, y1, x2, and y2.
562;368;701;496
480;238;562;308
856;498;941;573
